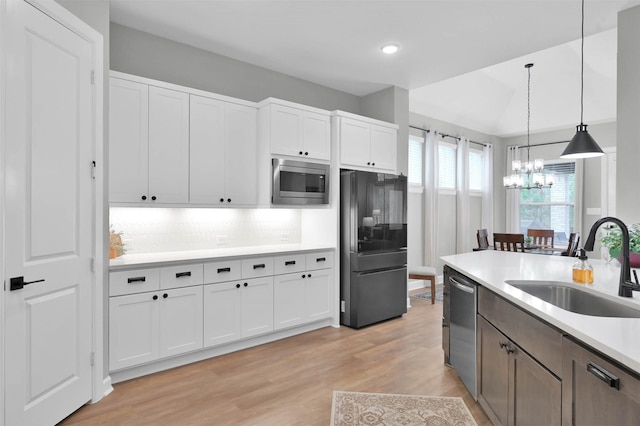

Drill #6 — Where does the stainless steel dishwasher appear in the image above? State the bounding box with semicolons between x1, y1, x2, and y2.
447;266;478;400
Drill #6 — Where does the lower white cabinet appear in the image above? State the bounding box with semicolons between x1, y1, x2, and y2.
274;268;331;330
203;276;274;348
109;286;203;371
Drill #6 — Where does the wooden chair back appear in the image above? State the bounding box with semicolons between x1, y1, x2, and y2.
493;233;525;252
527;229;555;248
563;232;580;257
476;229;490;250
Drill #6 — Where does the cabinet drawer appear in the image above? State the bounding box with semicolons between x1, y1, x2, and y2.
305;251;333;271
160;264;204;289
204;260;242;284
274;254;306;275
241;257;274;278
110;268;160;296
479;287;563;376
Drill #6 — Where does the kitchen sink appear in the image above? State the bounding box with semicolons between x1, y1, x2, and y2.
505;280;640;318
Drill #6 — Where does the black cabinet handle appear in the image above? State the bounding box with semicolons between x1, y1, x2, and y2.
220;198;224;203
244;282;248;287
308;273;312;278
151;196;157;201
316;257;326;262
372;162;375;166
285;260;296;266
253;264;265;269
153;295;158;300
128;277;146;284
227;198;231;203
175;272;191;278
217;267;231;273
236;283;240;288
587;362;620;390
304;152;308;156
367;162;371;165
163;293;168;298
302;274;306;278
499;341;508;348
141;195;147;201
299;151;303;155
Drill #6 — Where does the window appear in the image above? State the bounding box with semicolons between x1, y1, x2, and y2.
519;161;576;242
438;143;456;190
468;149;484;192
408;135;424;187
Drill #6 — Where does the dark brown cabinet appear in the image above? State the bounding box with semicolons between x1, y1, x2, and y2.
562;337;640;425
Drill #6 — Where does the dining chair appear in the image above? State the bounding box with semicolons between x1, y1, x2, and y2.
475;229;490;251
562;232;580;257
493;233;526;252
527;229;555;248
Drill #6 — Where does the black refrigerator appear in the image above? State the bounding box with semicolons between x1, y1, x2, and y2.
340;169;408;329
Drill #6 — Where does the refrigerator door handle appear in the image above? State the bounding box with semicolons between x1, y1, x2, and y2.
450;277;475;294
356;266;407;276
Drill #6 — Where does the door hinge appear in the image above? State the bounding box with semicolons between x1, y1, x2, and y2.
90;70;95;85
90;352;95;366
91;160;96;179
90;258;95;272
341;300;346;313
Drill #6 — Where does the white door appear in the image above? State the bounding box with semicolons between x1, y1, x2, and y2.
270;104;302;157
273;273;305;330
203;282;242;347
370;124;397;172
306;268;332;321
302;111;330;161
225;102;257;205
159;286;203;358
241;277;274;338
5;1;94;424
339;118;370;168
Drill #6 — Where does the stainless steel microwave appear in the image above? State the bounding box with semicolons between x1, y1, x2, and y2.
272;158;330;205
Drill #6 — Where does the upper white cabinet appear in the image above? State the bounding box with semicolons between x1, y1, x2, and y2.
333;111;398;173
190;95;257;206
109;76;189;204
259;98;331;162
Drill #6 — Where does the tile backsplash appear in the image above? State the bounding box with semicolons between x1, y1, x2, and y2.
110;208;301;254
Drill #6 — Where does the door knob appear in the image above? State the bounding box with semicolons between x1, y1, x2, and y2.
10;276;45;291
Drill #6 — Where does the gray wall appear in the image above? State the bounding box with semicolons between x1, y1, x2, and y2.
617;5;640;224
111;23;361;114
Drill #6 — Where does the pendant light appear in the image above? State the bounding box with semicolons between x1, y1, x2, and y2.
504;63;554;190
560;0;604;159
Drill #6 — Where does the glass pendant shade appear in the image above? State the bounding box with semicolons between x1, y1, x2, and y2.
511;159;522;171
560;124;605;159
534;158;544;170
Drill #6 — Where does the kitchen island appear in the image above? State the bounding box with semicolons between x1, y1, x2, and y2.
442;250;640;425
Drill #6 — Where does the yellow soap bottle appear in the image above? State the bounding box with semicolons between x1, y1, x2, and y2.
572;248;594;284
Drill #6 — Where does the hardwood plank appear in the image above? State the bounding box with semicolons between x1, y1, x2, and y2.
60;292;491;425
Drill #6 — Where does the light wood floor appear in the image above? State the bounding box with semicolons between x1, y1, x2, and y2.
60;291;491;425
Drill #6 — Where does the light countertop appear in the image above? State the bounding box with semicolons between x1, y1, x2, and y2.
441;250;640;374
109;244;336;271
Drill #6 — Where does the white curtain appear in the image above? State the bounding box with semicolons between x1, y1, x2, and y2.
423;131;439;267
505;146;520;233
456;138;471;253
481;144;494;236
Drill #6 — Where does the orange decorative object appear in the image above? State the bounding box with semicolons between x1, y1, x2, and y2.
109;231;124;259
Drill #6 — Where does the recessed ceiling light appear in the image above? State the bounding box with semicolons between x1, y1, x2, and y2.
381;43;399;55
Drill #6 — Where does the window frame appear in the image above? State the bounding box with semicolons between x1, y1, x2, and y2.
438;141;457;195
468;146;484;196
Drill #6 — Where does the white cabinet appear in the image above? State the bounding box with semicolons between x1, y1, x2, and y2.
190;95;257;206
109;77;189;204
334;112;398;173
109;285;203;371
273;251;333;330
259;98;331;162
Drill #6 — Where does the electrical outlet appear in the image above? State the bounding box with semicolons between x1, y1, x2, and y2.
216;235;228;246
280;232;289;242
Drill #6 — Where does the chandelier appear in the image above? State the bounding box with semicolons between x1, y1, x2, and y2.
504;63;555;190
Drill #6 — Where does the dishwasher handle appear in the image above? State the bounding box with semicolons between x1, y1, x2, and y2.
450;276;475;294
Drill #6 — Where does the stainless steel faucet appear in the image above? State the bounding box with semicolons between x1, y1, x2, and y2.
584;217;640;297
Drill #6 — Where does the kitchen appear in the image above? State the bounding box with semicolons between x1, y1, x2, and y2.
2;1;640;425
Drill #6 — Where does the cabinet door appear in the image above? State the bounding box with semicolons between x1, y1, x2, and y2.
224;102;257;205
159;286;204;358
306;268;331;321
477;316;510;426
203;281;242;347
510;342;561;426
339;117;370;168
274;273;306;330
189;95;226;204
242;277;274;338
148;86;190;203
109;78;149;203
562;337;640;426
370;124;397;173
302;111;330;161
269;104;301;157
109;292;159;371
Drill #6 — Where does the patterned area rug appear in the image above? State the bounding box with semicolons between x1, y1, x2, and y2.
331;391;477;426
411;287;444;303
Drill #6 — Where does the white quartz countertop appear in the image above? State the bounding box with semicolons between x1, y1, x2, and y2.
109;244;336;271
441;250;640;374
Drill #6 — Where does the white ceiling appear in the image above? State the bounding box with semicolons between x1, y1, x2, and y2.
109;0;640;137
